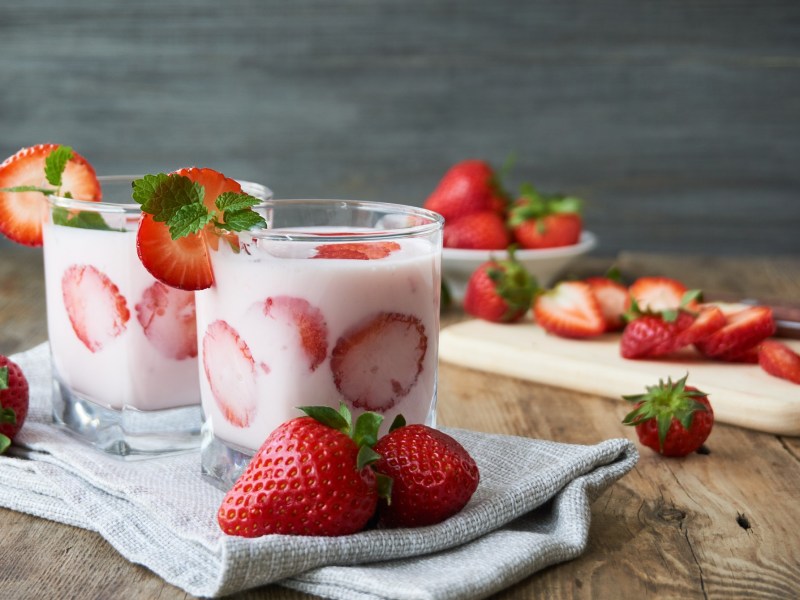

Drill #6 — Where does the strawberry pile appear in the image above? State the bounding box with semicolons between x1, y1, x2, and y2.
217;405;480;537
423;159;583;250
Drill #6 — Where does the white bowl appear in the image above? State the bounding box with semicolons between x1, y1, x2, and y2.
442;231;597;303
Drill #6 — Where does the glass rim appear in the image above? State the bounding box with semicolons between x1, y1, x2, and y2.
240;198;444;243
46;175;273;215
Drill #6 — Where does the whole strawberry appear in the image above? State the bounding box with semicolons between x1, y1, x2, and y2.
218;404;386;537
0;356;30;454
622;374;713;457
463;247;537;323
423;159;509;224
373;418;480;527
508;184;583;249
442;211;510;250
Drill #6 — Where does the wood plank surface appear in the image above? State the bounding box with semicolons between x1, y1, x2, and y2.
1;250;799;599
0;0;799;257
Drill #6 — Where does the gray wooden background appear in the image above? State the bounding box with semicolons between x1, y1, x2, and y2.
1;0;798;257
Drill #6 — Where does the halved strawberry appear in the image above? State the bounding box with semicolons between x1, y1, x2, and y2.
620;312;695;359
202;320;258;428
136;168;242;290
62;265;130;352
628;277;695;313
758;340;800;384
261;296;328;371
313;241;401;260
533;281;605;338
694;306;776;359
0;144;101;246
135;282;197;360
331;312;428;412
585;276;628;331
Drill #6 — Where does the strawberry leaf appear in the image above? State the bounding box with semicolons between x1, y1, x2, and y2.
353;411;383;448
0;407;16;425
375;472;393;501
356;444;382;470
44;145;74;188
388;414;406;433
0;433;10;455
298;405;350;434
0;366;7;390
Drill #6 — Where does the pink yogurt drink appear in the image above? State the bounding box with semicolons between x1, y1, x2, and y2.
197;200;443;488
43;176;271;457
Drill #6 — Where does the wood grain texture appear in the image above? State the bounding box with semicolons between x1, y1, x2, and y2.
1;251;799;599
0;0;798;256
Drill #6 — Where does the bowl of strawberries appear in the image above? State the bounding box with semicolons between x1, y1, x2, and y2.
425;159;597;302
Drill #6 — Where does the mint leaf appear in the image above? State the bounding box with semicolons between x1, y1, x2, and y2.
52;206;118;231
133;174;204;223
215;192;260;212
167;203;214;239
45;146;74;188
219;209;266;232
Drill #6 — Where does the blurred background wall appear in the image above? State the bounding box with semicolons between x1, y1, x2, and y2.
1;0;798;256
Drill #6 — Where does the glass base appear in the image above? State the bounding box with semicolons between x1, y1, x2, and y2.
51;378;202;459
201;421;255;491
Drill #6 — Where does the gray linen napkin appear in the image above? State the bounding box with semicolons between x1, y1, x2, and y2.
0;343;638;599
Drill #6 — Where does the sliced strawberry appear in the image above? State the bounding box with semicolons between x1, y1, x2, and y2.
620;312;695;359
313;241;401;260
673;306;726;348
628;277;694;313
137;214;213;290
716;345;760;363
261;296;328;371
694;306;776;359
135;282;197;360
533;281;605;338
585;276;628;331
0;144;101;246
758;340;800;384
136;168;242;290
202;320;258;428
331;312;428;412
62;265;130;352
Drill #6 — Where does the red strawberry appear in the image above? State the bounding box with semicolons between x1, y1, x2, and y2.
508;186;582;250
627;277;695;313
443;211;511;250
0;144;101;246
463;248;537;323
673;306;726;348
620;312;695;359
694;306;776;359
423;159;508;223
218;404;382;537
202;320;258;428
136;168;242;290
313;241;401;260
135;282;197;360
533;281;605;338
261;296;328;371
622;374;714;457
585;276;628;331
373;422;480;527
331;312;427;412
758;340;800;385
61;265;130;352
0;356;29;454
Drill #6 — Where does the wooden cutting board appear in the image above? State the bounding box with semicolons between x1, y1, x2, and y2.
439;319;800;436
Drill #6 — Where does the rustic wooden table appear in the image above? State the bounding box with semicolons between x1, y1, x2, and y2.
1;246;799;599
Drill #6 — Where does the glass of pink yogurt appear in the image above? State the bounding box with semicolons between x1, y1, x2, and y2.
43;176;272;457
198;199;443;488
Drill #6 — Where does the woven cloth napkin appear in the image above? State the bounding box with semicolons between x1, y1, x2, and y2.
0;343;638;599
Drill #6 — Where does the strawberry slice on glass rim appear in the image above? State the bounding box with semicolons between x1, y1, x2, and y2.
134;167;265;291
0;144;102;247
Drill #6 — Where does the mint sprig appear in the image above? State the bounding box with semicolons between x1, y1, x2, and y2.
132;173;266;240
0;145;74;196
